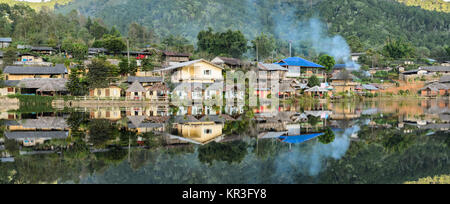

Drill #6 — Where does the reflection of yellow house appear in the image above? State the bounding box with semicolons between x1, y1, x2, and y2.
89;86;121;99
176;122;224;145
330;103;361;120
156;59;224;83
89;108;122;120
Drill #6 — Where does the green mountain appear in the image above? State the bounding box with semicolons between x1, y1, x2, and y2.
54;0;449;50
397;0;449;12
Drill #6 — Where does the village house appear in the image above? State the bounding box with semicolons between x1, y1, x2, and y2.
356;84;379;95
88;48;108;58
351;53;365;62
330;70;360;93
3;64;68;81
0;37;12;48
17;78;68;96
420;82;449;97
89;107;122;121
155;59;224;84
31;46;55;55
147;83;170;102
0;81;19;96
257;63;288;81
162;51;190;67
420;66;450;76
304;86;330;98
276;57;326;84
126;81;147;100
211;57;243;69
89;85;122;99
168;116;225;145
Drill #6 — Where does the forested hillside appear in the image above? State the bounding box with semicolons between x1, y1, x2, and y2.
397;0;449;12
54;0;449;51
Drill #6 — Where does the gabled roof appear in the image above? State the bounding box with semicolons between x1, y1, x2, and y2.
17;78;68;92
162;51;190;57
31;46;54;51
305;86;328;92
258;63;288;71
421;83;449;91
127;76;163;83
280;82;295;92
147;83;170;91
420;66;450;72
4;80;20;87
276;57;324;68
361;84;379;91
213;57;242;66
4;64;67;75
19;117;68;129
439;75;450;83
5;131;69;139
126;81;147;92
0;37;12;42
155;59;223;72
331;70;359;81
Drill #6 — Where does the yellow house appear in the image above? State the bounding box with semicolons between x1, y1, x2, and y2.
155;59;224;83
330;70;360;93
89;86;122;99
3;64;68;81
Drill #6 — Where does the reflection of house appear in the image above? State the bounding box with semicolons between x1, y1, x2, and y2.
162;51;190;67
168;116;225;145
330;70;360;93
89;85;122;99
211;57;242;69
5;117;69;147
276;57;325;83
3;64;67;80
90;107;122;120
127;116;165;134
0;50;3;65
156;59;224;83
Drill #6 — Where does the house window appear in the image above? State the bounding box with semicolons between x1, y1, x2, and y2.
204;70;211;76
204;129;212;134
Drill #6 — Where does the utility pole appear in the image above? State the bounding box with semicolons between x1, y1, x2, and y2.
256;43;259;62
289;41;292;57
127;38;130;66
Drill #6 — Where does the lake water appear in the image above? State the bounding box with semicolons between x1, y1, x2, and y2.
0;99;449;184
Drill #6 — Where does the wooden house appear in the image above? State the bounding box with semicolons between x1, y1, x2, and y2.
276;57;326;84
155;59;224;84
3;64;67;80
330;70;360;93
0;38;12;48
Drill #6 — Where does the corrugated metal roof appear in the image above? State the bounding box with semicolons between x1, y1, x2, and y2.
127;76;163;83
276;57;324;68
258;63;288;71
0;37;12;42
4;64;67;75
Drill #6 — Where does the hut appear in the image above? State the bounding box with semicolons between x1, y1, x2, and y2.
126;81;147;100
305;86;329;98
279;81;296;98
147;83;170;102
16;78;68;96
330;70;360;93
420;83;449;97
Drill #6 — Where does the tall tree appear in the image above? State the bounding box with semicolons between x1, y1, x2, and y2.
197;28;247;58
86;59;115;88
252;33;276;61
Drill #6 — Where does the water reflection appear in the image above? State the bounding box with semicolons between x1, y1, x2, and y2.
0;99;449;184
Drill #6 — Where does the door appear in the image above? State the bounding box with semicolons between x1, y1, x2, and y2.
106;89;110;97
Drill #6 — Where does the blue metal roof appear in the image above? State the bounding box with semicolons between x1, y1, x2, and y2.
279;132;324;144
276;57;324;68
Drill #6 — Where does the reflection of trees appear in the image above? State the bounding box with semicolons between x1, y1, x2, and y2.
88;119;119;148
382;133;415;153
318;128;336;144
94;147;128;165
198;141;248;165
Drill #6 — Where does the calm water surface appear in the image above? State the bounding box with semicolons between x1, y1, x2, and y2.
0;99;449;184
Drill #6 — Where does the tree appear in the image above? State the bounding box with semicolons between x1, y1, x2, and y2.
89;20;109;39
252;32;276;61
318;54;336;73
198;141;248;165
382;38;415;59
109;26;121;37
318;127;336;144
119;58;138;76
346;35;364;53
162;34;194;54
102;35;126;54
197;28;248;58
67;69;89;96
86;59;115;88
88;119;118;148
2;48;17;67
307;75;321;87
62;40;88;60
